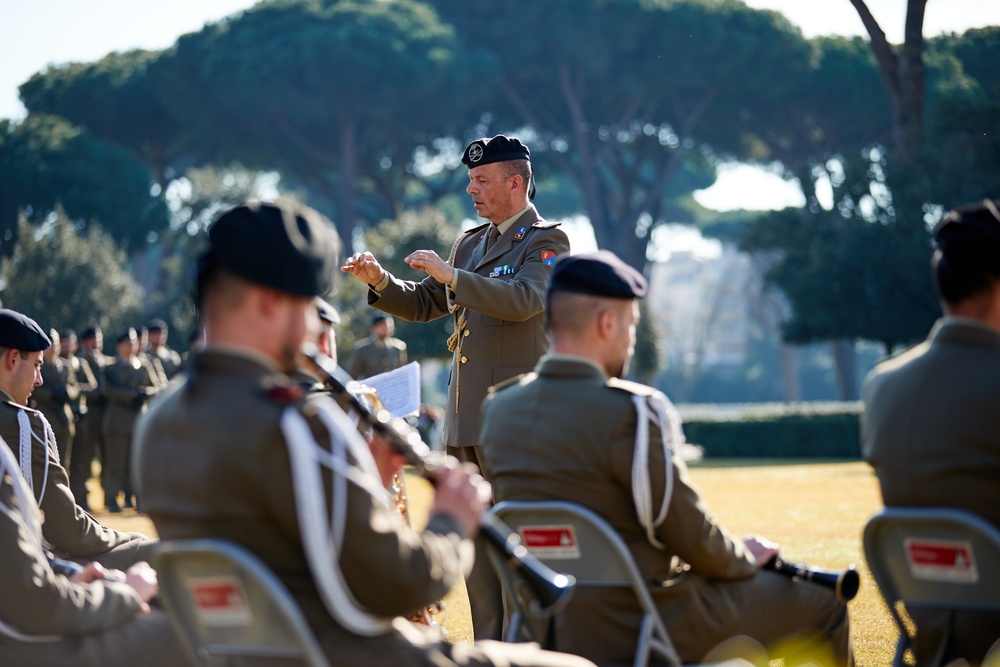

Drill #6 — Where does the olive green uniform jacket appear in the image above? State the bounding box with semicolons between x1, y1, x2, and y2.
478;356;851;665
0;446;184;667
346;336;408;380
32;357;80;464
0;389;156;568
863;318;1000;664
369;206;569;448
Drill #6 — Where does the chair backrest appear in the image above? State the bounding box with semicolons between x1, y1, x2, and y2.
863;507;1000;664
156;538;330;667
489;500;683;667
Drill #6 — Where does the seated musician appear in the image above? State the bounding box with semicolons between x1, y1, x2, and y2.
477;251;853;665
862;199;1000;664
0;436;185;666
133;201;595;667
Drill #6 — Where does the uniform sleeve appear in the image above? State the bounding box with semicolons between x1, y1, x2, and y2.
261;402;469;619
450;226;569;322
75;358;99;396
368;271;451;323
103;365;136;405
32;426;154;566
0;476;145;637
609;399;756;580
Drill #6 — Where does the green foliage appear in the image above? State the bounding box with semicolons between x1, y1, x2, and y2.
0;212;143;335
18;49;186;185
0;115;168;254
682;406;862;459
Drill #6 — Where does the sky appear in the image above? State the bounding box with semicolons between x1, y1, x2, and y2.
1;0;998;216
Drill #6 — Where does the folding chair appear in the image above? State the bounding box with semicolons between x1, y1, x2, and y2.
863;507;1000;667
488;500;684;667
156;538;330;667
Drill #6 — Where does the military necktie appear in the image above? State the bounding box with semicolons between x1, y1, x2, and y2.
485;224;500;252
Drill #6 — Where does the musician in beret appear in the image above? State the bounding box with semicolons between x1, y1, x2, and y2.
0;436;184;666
134;201;595;667
863;199;1000;664
0;309;156;569
478;250;853;665
342;134;570;639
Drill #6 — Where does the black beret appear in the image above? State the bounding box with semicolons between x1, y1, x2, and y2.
315;297;340;325
146;318;168;332
462;135;530;168
60;328;77;340
549;250;648;299
79;326;99;341
934;199;1000;272
0;309;51;352
371;313;389;326
202;201;340;298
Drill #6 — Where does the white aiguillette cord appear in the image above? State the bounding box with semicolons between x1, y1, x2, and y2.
631;392;683;550
17;409;58;503
280;395;394;637
0;437;61;642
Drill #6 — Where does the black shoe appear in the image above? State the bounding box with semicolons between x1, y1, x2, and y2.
106;500;121;514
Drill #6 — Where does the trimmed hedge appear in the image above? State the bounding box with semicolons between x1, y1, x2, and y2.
679;403;862;459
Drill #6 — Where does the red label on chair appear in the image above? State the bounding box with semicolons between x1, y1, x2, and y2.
189;577;253;625
904;539;978;584
520;525;579;559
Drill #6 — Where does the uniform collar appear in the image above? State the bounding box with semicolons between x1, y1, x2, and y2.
931;317;1000;350
199;344;283;373
536;353;609;380
495;204;532;238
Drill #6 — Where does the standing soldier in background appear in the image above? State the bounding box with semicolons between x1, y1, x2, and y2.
103;328;164;513
347;314;408;380
138;326;170;388
342;134;570;640
77;326;112;510
145;318;182;380
31;329;80;467
60;329;99;511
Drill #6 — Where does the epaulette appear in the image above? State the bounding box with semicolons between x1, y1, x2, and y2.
607;377;661;399
261;375;306;405
532;219;562;229
489;372;535;395
460;222;491;238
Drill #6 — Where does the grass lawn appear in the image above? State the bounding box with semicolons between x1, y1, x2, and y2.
96;460;895;664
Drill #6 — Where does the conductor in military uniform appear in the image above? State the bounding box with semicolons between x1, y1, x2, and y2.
134;201;594;667
342;134;570;639
0;309;156;569
347;314;408;380
477;251;853;665
863;199;1000;664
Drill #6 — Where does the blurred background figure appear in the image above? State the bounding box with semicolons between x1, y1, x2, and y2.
31;328;79;467
59;328;99;510
348;313;407;380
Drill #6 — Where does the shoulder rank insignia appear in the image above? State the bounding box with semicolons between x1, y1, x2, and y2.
262;378;304;404
541;249;558;266
513;225;528;241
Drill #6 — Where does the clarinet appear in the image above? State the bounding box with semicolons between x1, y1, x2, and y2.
764;556;860;603
301;343;576;619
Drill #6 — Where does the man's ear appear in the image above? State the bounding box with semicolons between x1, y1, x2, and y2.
596;308;616;342
2;349;19;372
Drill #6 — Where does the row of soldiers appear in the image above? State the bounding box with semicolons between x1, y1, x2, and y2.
29;321;184;512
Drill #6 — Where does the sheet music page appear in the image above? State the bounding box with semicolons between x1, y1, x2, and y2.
360;361;421;417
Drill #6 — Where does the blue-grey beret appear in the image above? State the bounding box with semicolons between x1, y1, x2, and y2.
201;201;340;298
0;309;51;352
549;250;648;299
315;297;340;325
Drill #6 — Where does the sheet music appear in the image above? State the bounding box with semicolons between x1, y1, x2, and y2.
360;361;421;418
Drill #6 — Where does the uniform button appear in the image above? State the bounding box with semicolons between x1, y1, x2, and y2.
463;330;470;337
461;356;468;364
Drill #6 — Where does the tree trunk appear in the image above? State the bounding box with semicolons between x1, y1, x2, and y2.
831;339;858;401
779;344;801;402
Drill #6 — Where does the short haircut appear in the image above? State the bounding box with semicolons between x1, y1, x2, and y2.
932;200;1000;305
498;158;532;190
0;345;29;360
545;291;607;338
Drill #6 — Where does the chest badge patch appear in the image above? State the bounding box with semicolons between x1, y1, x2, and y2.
513;226;529;241
490;264;515;278
541;250;558;266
